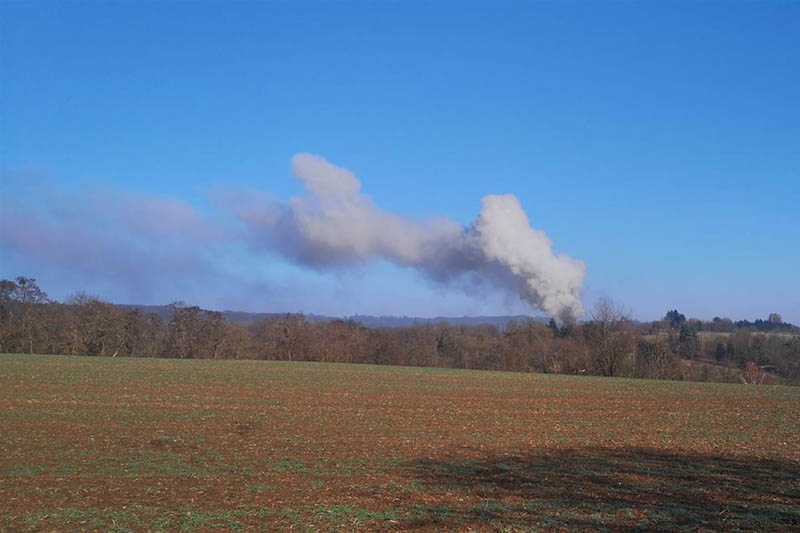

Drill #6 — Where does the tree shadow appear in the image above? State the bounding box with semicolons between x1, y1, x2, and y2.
401;447;800;531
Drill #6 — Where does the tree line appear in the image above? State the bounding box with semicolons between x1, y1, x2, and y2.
2;277;798;385
657;309;798;334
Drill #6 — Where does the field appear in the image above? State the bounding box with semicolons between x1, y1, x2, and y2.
1;355;798;532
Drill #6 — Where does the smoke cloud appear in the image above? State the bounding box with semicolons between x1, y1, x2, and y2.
237;154;586;322
1;157;586;320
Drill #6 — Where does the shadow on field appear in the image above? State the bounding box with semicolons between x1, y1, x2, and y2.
402;447;800;531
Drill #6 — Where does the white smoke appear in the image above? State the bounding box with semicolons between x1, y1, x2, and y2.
237;153;586;322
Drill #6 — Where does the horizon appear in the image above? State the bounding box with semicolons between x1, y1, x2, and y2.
16;286;794;327
2;2;798;323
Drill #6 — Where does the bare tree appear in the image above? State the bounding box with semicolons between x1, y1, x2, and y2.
635;338;678;380
503;320;555;372
740;362;766;385
64;293;118;356
254;314;312;361
9;277;50;353
588;297;635;377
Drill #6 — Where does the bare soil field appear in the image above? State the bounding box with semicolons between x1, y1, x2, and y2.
1;354;798;532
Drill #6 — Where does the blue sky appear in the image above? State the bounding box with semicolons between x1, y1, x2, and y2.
1;2;798;322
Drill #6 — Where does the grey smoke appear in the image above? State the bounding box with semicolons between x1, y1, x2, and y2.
237;154;586;322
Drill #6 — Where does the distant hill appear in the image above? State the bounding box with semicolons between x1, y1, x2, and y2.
344;314;549;329
119;305;547;329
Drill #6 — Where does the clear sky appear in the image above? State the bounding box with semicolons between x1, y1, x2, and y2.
1;1;798;323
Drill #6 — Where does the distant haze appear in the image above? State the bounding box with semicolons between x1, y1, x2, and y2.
121;305;548;329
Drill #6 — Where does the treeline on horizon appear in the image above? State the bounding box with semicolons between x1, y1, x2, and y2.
2;277;798;385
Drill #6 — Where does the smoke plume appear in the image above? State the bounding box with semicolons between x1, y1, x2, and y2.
237;154;586;322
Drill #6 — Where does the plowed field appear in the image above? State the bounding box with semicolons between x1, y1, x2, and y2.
1;354;798;531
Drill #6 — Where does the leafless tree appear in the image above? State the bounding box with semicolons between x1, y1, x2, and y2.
588;297;635;377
